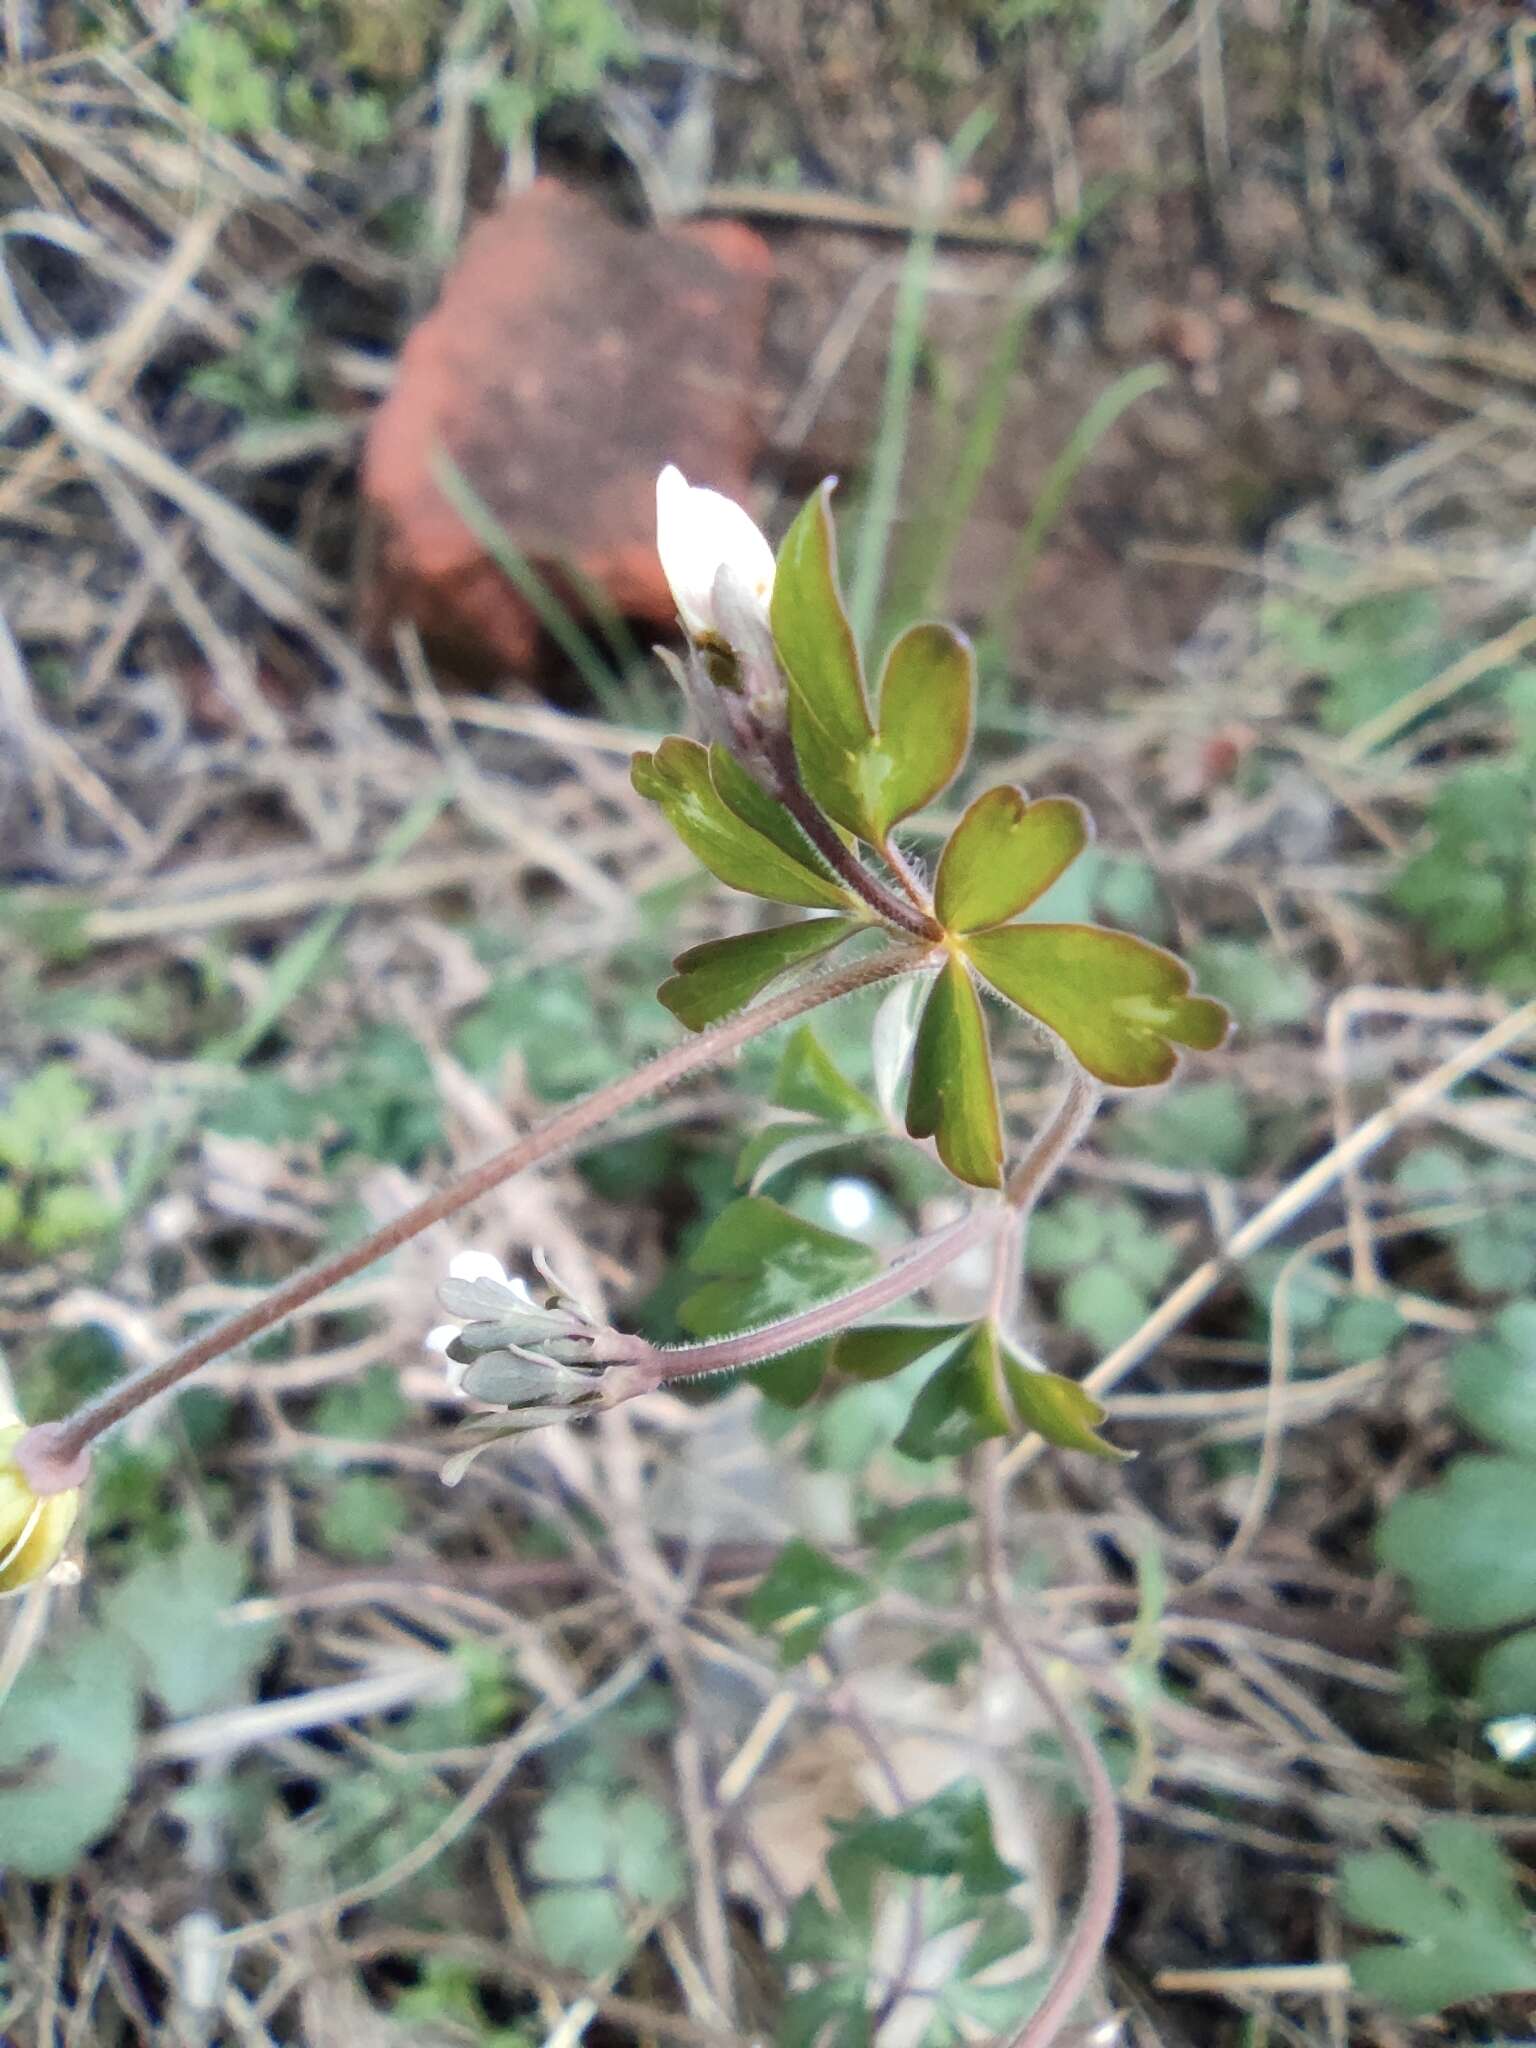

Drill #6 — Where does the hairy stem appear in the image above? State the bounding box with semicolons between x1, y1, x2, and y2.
621;1068;1099;1392
625;1208;998;1387
39;947;926;1472
773;771;940;942
979;1442;1123;2048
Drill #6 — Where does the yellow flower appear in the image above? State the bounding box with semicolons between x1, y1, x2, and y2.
0;1422;81;1596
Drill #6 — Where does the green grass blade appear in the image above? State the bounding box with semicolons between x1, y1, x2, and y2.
431;451;629;716
846;107;994;651
986;361;1168;643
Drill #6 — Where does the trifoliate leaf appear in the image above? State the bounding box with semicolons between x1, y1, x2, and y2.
1448;1304;1536;1455
905;958;1003;1189
934;786;1090;934
964;923;1229;1087
1475;1627;1536;1720
100;1537;274;1717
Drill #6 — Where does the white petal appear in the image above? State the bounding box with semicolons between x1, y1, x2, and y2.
655;466;774;642
425;1323;457;1355
446;1249;508;1286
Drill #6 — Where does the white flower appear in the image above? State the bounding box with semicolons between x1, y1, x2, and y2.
655;464;776;645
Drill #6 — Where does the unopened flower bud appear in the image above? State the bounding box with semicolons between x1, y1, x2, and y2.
428;1250;641;1441
0;1423;82;1597
656;465;775;648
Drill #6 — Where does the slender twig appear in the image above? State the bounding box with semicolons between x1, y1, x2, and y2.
26;947;926;1479
978;1444;1122;2048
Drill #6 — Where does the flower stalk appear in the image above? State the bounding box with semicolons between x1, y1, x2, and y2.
32;945;926;1473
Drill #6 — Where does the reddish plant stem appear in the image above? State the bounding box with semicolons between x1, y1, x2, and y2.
774;776;941;942
627;1208;998;1386
981;1444;1123;2048
38;946;927;1474
630;1070;1100;1388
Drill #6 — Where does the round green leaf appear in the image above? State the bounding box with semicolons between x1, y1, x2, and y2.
964;923;1230;1087
904;957;1003;1189
658;917;856;1032
1449;1304;1536;1456
934;787;1091;934
1377;1455;1536;1630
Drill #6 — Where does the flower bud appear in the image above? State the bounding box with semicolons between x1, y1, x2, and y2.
0;1422;81;1597
428;1250;640;1424
655;465;775;648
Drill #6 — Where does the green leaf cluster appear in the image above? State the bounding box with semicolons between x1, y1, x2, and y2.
212;1023;442;1167
1392;750;1536;994
1341;1819;1536;2014
526;1779;684;1973
0;1062;115;1255
638;481;1228;1194
1029;1193;1179;1350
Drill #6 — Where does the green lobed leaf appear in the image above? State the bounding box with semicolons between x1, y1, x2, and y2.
832;1779;1019;1894
658;917;856;1032
964;923;1230;1087
1341;1820;1536;2015
905;957;1003;1189
1376;1455;1536;1631
857;622;975;840
1116;1079;1253;1174
0;1631;139;1878
830;1322;969;1382
895;1321;1122;1461
100;1537;275;1717
747;1537;874;1664
1059;1267;1150;1351
631;738;853;910
934;786;1091;934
